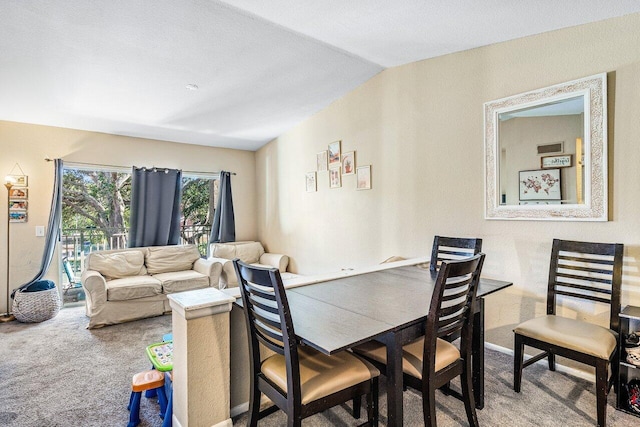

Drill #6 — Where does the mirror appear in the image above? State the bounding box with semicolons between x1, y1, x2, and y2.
484;73;607;221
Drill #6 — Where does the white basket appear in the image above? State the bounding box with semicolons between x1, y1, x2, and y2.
12;287;61;323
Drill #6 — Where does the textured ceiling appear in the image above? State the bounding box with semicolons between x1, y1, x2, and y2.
1;1;640;151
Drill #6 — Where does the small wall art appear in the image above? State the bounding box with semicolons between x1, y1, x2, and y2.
305;172;317;192
342;151;355;175
316;151;328;172
329;168;341;188
9;200;27;210
328;140;341;169
9;188;27;199
519;168;561;201
356;165;371;190
7;175;27;187
541;155;572;169
9;211;27;223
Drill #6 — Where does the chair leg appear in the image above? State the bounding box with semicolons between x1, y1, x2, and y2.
157;386;168;418
353;395;361;419
367;377;379;427
514;334;525;392
422;383;438;427
595;359;608;427
247;383;261;427
128;391;142;427
461;359;479;427
611;353;620;395
548;352;556;371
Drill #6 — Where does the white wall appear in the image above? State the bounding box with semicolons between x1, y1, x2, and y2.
0;121;257;314
256;13;640;363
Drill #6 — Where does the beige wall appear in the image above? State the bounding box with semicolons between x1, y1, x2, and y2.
256;13;640;360
0;121;257;314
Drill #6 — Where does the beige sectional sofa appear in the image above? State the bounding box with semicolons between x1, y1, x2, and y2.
208;241;291;288
81;244;222;328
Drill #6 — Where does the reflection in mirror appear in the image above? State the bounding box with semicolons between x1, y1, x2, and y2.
485;74;607;221
498;96;584;206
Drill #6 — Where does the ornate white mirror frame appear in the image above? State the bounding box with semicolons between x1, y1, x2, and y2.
484;73;607;221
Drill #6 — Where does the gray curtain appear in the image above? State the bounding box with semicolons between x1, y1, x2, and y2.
128;167;182;247
12;159;63;296
209;171;235;246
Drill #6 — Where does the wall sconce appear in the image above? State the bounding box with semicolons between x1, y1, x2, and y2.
1;175;17;322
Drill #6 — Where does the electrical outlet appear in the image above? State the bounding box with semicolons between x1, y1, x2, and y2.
35;226;45;237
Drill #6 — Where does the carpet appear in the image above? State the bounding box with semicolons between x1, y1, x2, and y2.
0;305;637;426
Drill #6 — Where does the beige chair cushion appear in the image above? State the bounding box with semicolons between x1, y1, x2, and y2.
354;337;460;379
514;315;617;359
153;270;210;294
145;245;201;274
106;276;162;301
89;251;146;280
261;346;379;405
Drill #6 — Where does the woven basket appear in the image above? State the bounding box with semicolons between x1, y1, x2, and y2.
13;287;61;323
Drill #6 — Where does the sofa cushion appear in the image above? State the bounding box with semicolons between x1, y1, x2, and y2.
154;270;210;293
213;242;265;264
106;276;162;301
90;251;146;280
145;245;201;274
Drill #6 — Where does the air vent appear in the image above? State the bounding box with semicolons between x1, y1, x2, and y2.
537;142;564;155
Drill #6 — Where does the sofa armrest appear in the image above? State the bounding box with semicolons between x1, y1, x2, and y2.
208;256;237;289
194;258;223;288
81;270;108;306
260;253;289;272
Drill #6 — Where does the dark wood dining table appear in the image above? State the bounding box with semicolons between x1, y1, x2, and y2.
236;262;512;426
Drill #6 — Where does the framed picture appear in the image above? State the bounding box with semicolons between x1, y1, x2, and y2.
329;168;341;188
316;151;328;172
328;140;341;168
541;154;572;168
305;172;317;192
519;168;561;201
356;165;371;190
342;151;355;175
9;188;28;199
9;200;27;210
9;211;27;223
7;174;27;187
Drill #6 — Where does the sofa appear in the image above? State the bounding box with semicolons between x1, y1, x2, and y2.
81;244;222;328
208;241;291;288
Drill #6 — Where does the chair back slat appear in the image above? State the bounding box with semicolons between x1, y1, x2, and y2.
430;236;482;272
235;260;297;358
423;253;485;378
234;259;305;410
547;239;623;331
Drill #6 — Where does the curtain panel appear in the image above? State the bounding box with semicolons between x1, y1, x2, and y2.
128;167;182;248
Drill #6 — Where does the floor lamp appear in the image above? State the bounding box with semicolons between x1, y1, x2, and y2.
1;176;15;322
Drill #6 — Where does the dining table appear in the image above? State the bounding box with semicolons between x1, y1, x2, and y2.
235;260;512;426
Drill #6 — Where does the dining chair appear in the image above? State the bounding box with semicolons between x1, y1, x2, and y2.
354;253;485;427
233;259;380;427
513;239;624;427
430;236;483;272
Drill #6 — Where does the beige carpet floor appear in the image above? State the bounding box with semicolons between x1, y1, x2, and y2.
0;304;638;426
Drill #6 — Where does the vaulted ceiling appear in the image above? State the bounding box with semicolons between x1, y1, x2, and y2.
2;1;639;151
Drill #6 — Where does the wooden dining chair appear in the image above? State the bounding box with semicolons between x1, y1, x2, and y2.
354;253;485;427
430;236;483;272
513;239;624;427
233;259;380;427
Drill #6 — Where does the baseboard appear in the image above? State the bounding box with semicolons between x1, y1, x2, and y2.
230;395;273;418
171;415;232;427
485;342;596;383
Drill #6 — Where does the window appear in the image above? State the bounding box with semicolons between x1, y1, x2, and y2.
60;165;218;303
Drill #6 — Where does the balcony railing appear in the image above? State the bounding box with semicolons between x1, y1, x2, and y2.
61;225;212;275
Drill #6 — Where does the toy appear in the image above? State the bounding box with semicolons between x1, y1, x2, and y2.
146;341;173;372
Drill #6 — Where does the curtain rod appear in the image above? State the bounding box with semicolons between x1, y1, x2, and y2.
44;158;236;176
